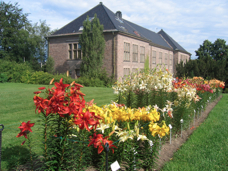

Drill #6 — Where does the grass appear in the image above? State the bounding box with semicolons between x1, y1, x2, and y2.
0;83;116;170
161;94;228;171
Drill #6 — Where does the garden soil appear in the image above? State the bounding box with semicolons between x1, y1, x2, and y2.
14;96;222;171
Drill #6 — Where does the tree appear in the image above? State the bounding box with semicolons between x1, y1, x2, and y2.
195;39;228;61
44;56;55;74
212;39;228;61
0;2;53;71
28;20;55;64
0;2;31;62
144;55;149;74
79;14;105;77
195;40;212;60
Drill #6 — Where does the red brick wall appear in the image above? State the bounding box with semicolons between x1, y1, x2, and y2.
48;33;115;78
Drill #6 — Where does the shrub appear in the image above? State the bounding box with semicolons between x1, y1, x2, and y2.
0;59;34;83
0;59;114;87
0;73;8;83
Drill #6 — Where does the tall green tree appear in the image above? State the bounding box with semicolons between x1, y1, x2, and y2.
79;14;105;77
0;1;31;62
44;56;55;74
195;40;212;60
0;2;54;71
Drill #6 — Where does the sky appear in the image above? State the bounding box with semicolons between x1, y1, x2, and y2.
4;0;228;59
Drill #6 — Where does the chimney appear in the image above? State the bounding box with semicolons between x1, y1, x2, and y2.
100;2;103;5
115;11;122;19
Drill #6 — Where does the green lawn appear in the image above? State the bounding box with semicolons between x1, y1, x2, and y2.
161;94;228;171
0;83;116;170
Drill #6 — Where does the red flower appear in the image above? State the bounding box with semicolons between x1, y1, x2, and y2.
33;96;48;113
19;121;35;133
21;140;26;145
16;128;28;139
54;78;69;91
88;132;104;148
38;87;46;90
73;110;99;131
34;91;41;94
103;138;117;154
88;132;117;154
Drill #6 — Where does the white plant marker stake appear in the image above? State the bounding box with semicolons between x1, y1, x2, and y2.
180;119;184;138
158;136;161;154
132;148;137;170
169;124;172;144
149;140;153;154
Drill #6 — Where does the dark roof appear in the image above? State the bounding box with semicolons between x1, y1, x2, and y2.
52;2;190;54
158;29;190;54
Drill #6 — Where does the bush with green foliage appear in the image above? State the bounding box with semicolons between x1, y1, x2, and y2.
0;73;8;83
0;59;34;82
0;59;114;87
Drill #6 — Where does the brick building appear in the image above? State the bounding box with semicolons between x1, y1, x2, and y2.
47;2;191;80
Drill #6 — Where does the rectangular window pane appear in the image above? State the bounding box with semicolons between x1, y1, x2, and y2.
140;46;145;62
69;44;72;50
124;42;130;61
123;68;130;76
78;50;81;59
170;54;172;65
133;44;138;62
159;52;162;64
74;44;77;50
69;51;72;59
74;50;77;59
132;68;138;73
152;50;156;64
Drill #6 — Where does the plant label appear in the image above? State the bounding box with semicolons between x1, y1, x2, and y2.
111;161;121;171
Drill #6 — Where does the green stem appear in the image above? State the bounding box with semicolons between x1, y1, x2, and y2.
28;134;34;171
60;116;69;166
43;112;48;162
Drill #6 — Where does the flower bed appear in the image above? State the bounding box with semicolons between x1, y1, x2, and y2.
16;69;224;170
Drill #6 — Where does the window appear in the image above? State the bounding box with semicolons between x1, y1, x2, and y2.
140;46;145;62
123;68;130;78
159;52;162;64
124;42;130;61
180;55;184;62
132;44;138;62
132;68;138;73
170;54;173;65
140;68;144;72
68;44;72;59
165;53;168;67
169;66;172;72
185;56;188;63
152;51;156;64
68;43;82;59
74;43;82;59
